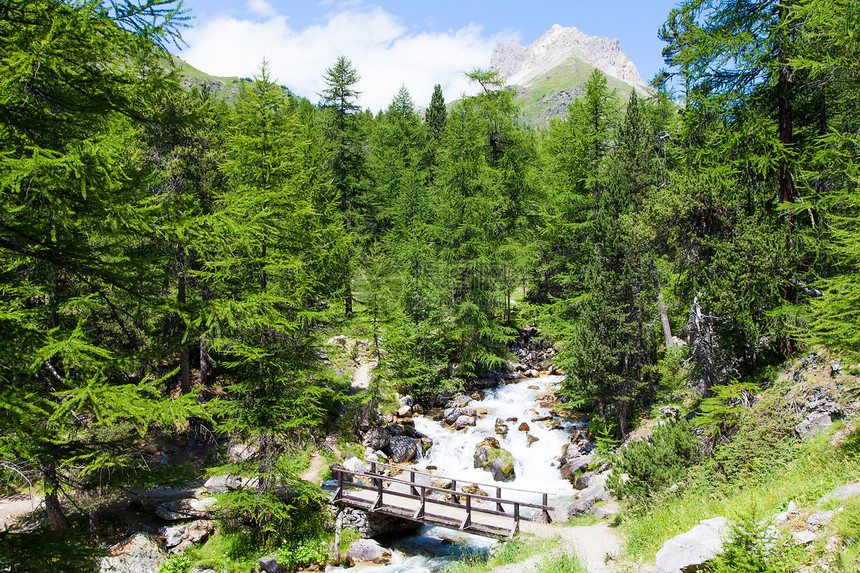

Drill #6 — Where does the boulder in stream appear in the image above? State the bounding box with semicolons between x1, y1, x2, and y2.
474;443;516;482
362;427;390;450
346;539;391;565
454;415;476;429
386;436;418;463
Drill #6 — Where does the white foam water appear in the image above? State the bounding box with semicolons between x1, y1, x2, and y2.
331;376;580;572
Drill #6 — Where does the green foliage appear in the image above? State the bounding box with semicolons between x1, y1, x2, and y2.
696;381;760;438
831;496;860;571
695;389;799;487
536;551;588;573
607;418;700;508
706;513;801;573
157;554;192;573
0;527;104;573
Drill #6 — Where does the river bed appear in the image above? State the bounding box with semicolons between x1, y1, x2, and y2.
335;375;582;572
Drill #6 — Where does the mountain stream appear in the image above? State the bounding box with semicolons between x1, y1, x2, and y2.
339;375;586;572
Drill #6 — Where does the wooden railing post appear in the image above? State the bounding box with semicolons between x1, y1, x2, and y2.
413;485;426;520
542;493;550;523
460;494;472;530
372;476;383;511
451;480;458;504
335;469;344;501
496;487;503;512
410;469;417;496
514;502;520;523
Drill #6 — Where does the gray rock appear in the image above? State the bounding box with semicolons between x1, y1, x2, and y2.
594;500;622;520
339;507;421;538
807;510;835;531
574;471;595;490
796;413;833;439
100;533;166;573
446;394;472;408
185;520;214;543
363;427;391;450
155;497;217;521
386;436;417;463
454;415;476;429
490;458;515;482
347;538;391;565
654;517;730;573
578;472;612;503
396;405;412;418
793;531;818;544
560;455;594;482
227;443;257;463
399;395;414;408
551;499;595;521
259;557;288;573
818;481;860;506
161;525;185;548
443;408;463;425
343;456;368;474
772;501;799;525
203;474;258;494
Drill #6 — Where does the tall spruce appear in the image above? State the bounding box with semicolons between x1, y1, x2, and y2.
319;56;365;316
0;0;202;529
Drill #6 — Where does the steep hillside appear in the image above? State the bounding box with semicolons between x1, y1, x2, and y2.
492;25;651;127
169;55;297;103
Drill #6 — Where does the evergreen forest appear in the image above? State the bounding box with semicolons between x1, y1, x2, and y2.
1;0;860;571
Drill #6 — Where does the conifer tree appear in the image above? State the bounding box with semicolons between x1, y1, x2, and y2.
0;0;199;529
426;83;447;141
319;56;365;316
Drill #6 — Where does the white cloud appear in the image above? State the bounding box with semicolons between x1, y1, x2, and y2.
178;4;497;111
247;0;278;18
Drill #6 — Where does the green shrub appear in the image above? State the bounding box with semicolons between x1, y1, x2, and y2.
157;554;191;573
695;390;798;489
607;417;700;509
706;514;801;572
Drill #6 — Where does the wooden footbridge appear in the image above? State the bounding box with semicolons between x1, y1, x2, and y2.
331;461;553;539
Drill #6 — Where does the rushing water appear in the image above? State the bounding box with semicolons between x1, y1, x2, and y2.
334;375;581;572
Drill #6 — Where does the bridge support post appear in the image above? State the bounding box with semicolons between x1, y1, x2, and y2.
332;510;343;565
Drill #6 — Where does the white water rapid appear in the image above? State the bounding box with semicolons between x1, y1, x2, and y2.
338;375;585;572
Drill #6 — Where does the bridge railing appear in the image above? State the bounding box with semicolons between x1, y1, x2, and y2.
331;462;552;536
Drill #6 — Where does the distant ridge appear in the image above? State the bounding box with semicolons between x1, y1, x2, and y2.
491;24;647;91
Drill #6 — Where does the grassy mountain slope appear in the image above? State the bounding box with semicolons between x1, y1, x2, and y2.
168;55;298;103
510;56;648;128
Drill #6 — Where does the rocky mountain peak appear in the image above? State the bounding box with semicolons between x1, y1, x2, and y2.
490;24;647;90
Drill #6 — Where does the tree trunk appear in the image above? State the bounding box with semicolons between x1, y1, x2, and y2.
653;272;674;348
199;284;212;386
177;243;191;394
44;466;70;531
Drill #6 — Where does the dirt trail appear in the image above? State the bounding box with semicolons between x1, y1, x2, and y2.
350;359;375;394
492;521;622;573
0;493;43;530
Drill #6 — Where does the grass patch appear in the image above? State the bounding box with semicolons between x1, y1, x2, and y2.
443;537;555;573
536;550;588;573
621;427;860;562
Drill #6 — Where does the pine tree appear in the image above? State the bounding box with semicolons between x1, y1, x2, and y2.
319;56;365;316
426;83;447;141
562;93;659;436
0;0;200;529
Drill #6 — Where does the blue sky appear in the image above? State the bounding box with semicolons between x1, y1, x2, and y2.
174;0;681;111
